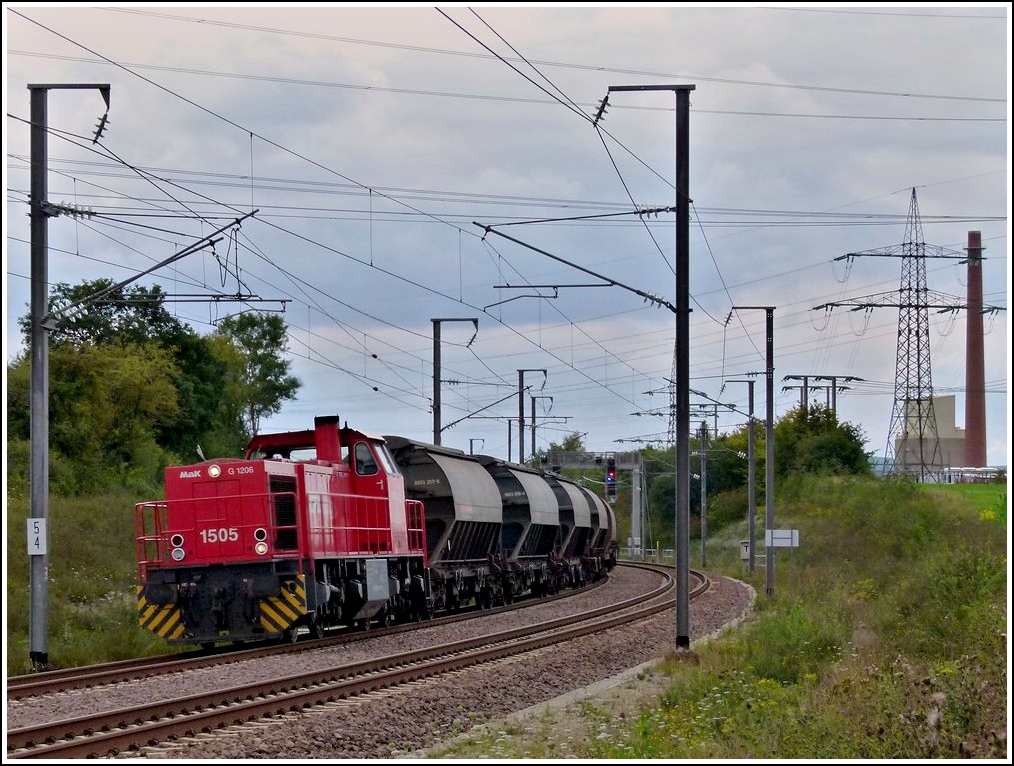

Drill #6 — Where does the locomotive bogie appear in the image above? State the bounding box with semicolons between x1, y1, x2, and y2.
137;562;308;644
306;553;430;631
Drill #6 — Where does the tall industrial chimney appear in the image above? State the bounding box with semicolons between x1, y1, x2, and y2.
963;231;987;467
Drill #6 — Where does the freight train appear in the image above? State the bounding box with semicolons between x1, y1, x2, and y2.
135;414;618;647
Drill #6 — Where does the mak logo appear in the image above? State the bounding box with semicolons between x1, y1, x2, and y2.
178;469;202;479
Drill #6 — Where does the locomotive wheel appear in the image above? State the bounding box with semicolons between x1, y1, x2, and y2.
283;627;299;644
383;609;394;628
311;619;325;640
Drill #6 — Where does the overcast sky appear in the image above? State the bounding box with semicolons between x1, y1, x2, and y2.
4;3;1010;470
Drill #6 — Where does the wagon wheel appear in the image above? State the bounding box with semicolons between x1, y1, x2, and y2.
311;618;325;640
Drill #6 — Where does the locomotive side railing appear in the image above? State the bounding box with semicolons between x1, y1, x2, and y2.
406;499;427;564
135;501;168;582
134;491;300;580
302;490;428;557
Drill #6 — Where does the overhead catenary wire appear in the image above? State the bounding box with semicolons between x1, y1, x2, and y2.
6;7;1005;455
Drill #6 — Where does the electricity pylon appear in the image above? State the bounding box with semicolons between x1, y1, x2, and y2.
814;188;975;482
666;337;678;448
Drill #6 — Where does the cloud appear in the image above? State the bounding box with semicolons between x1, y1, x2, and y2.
4;4;1008;467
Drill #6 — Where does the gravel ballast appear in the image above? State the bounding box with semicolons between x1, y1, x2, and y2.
8;566;755;759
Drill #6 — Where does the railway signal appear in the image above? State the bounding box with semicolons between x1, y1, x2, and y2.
606;457;617;500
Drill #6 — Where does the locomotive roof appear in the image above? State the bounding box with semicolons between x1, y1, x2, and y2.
245;423;388;458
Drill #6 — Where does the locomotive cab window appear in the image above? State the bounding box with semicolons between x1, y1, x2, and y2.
249;446;316;461
354;442;379;475
375;443;400;475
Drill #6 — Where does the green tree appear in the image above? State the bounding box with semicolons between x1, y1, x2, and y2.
773;405;872;478
535;430;589;468
157;330;247;461
6;342;180;493
555;431;588;453
644;445;677;550
199;333;253;456
213;313;300;436
11;280;296;486
641;403;870;545
16;279;272;462
18;279;183;348
701;432;750;495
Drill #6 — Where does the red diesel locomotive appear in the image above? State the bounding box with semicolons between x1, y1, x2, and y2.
135;415;616;647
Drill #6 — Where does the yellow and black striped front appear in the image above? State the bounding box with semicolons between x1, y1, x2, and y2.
137;586;186;641
137;572;308;645
258;576;307;634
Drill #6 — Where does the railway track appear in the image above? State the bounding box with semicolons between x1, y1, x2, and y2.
8;563;700;759
7;567;611;700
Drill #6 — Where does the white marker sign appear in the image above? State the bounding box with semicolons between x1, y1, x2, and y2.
765;528;799;548
27;518;48;556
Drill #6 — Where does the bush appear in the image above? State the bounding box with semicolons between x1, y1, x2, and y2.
705;487;752;534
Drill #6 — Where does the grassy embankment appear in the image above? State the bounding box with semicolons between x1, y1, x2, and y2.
6;490;172;675
4;476;1008;759
428;476;1009;760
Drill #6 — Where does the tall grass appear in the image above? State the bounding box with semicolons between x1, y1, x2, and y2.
6;489;170;675
930;482;1007;525
430;475;1009;759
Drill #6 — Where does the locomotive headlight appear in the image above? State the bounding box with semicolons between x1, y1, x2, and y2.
207;464;222;478
170;533;185;548
254;541;269;555
171;547;186;562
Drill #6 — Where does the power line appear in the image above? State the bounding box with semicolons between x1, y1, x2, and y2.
40;7;1008;103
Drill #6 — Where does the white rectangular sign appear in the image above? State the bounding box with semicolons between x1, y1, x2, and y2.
27;518;48;556
765;528;799;548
